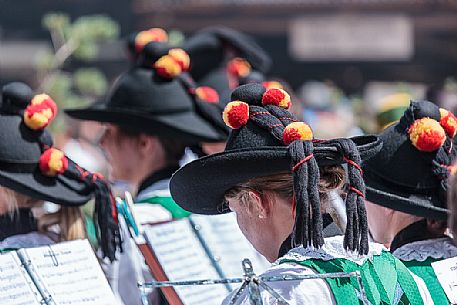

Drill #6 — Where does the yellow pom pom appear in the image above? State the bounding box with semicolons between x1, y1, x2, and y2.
223;101;249;129
283;122;313;145
154;55;182;78
168;48;190;71
408;118;446;152
23;94;57;130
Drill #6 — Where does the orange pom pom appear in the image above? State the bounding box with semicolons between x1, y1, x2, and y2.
154;55;182;78
195;87;219;103
227;58;251;78
283;122;313;145
262;81;283;91
39;148;68;177
168;48;190;71
135;28;168;53
408;118;446;152
23;94;57;130
262;88;291;109
439;108;457;138
223;101;249;129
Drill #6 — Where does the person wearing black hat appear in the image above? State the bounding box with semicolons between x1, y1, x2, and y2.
170;83;433;304
0;82;121;261
66;29;223;218
363;100;457;305
65;29;226;305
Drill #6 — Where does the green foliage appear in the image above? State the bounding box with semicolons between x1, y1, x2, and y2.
74;68;108;96
35;13;119;133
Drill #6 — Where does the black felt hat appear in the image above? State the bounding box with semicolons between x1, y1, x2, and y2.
171;83;382;253
0;83;121;260
65;38;224;143
184;27;272;101
364;101;457;220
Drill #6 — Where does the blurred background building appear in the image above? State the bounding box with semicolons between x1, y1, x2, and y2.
1;0;457;136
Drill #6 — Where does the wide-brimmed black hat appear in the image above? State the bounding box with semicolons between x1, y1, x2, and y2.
0;82;121;260
364;100;457;220
184;27;272;101
65;37;224;143
171;83;382;253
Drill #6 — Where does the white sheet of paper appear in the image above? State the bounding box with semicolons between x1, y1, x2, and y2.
144;219;228;305
432;256;457;304
19;240;119;305
0;252;41;305
190;213;270;280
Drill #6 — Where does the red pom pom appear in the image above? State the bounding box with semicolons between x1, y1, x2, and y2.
39;148;68;177
262;88;291;109
195;87;219;103
283;122;313;145
440;108;457;138
223;101;249;129
168;48;190;71
154;55;182;78
227;58;251;78
24;94;58;130
135;28;168;53
408;118;446;152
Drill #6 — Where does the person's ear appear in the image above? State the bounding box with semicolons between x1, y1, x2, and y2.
247;190;271;219
137;134;158;156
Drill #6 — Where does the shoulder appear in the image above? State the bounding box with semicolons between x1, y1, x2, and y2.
222;263;336;305
393;237;457;261
278;235;386;265
0;231;57;249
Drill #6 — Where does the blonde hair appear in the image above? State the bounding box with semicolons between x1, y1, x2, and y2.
0;186;86;241
224;165;345;211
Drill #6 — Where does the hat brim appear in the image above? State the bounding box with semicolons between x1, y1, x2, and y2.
364;172;448;220
171;135;381;215
0;167;91;206
65;103;224;143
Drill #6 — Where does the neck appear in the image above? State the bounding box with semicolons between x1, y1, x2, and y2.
136;164;180;196
390;219;446;252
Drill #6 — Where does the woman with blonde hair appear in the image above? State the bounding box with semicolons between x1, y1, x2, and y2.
0;82;120;261
170;83;433;304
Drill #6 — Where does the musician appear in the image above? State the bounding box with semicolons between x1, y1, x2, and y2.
364;101;457;305
65;29;225;305
170;83;433;304
0;82;120;262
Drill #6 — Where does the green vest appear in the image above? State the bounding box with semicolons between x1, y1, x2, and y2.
280;250;424;305
136;195;191;219
402;258;449;305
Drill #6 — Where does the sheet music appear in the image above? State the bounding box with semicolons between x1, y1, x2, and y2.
143;219;229;305
18;240;119;305
190;214;270;282
0;252;42;305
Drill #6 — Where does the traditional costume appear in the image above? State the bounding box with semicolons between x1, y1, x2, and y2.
170;83;433;305
0;82;121;260
364;100;457;305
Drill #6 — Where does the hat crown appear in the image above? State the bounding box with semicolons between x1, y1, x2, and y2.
0;82;33;114
106;68;194;114
398;100;441;130
365;100;455;209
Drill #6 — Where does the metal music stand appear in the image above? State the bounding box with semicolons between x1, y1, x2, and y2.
139;258;369;305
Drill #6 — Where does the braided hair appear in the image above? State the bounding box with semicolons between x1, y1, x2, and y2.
223;83;368;253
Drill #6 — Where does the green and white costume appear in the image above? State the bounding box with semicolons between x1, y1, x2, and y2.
393;237;457;305
223;236;433;305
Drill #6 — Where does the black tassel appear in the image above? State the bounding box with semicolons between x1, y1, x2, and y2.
66;160;122;261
